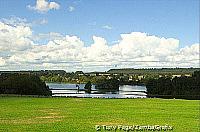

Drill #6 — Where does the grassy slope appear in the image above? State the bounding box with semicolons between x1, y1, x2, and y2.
0;97;199;132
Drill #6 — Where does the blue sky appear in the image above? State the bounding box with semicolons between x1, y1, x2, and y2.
0;0;199;47
0;0;199;71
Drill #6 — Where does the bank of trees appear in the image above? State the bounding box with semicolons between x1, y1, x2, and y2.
84;81;92;93
108;68;200;74
40;74;107;84
0;74;51;96
146;71;200;99
95;78;120;90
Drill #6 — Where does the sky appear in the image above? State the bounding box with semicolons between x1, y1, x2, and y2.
0;0;199;72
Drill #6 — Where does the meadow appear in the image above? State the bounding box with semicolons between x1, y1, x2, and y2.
0;97;199;132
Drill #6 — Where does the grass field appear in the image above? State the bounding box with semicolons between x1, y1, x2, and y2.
0;97;199;132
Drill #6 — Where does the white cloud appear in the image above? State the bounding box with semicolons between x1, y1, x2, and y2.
27;0;60;13
0;57;6;66
32;32;63;42
1;17;48;27
166;43;199;67
73;0;82;4
1;17;30;27
117;32;179;58
0;18;199;71
102;25;112;30
32;18;48;25
68;6;75;12
0;21;33;52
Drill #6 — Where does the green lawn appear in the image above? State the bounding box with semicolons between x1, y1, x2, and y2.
0;97;199;132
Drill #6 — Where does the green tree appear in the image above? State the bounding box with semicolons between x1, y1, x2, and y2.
84;81;92;93
0;74;51;96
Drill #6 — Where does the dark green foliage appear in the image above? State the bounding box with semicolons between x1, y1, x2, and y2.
193;70;200;79
0;70;67;76
146;71;200;99
108;68;200;74
2;68;199;85
95;78;119;90
75;71;84;75
0;74;51;96
84;81;92;93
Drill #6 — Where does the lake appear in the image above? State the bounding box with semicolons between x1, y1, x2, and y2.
47;83;147;98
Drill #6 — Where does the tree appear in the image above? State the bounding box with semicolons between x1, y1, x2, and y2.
146;71;200;99
0;74;51;96
84;81;92;94
95;78;119;90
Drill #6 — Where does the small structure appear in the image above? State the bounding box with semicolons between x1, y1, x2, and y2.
129;76;133;81
138;75;144;80
75;71;84;76
172;74;181;78
184;74;191;77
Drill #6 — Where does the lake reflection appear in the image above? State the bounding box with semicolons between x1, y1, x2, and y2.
47;83;147;98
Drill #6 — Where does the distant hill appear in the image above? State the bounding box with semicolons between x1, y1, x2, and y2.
0;70;67;76
107;68;200;75
1;68;200;76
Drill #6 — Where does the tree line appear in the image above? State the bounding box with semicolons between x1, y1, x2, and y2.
0;73;51;96
146;71;200;99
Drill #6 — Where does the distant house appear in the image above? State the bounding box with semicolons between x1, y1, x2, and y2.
90;73;97;76
184;74;191;77
86;72;111;76
113;73;119;76
129;76;133;81
138;75;144;80
107;76;112;79
75;71;84;76
99;73;111;76
172;74;182;78
86;72;98;76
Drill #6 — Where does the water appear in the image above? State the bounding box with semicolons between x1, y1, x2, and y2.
47;83;147;98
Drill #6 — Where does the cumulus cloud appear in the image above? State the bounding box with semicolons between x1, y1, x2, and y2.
68;6;75;12
0;57;6;66
0;18;199;71
1;17;30;27
117;32;179;58
0;21;33;52
27;0;60;13
32;32;63;42
166;43;199;67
